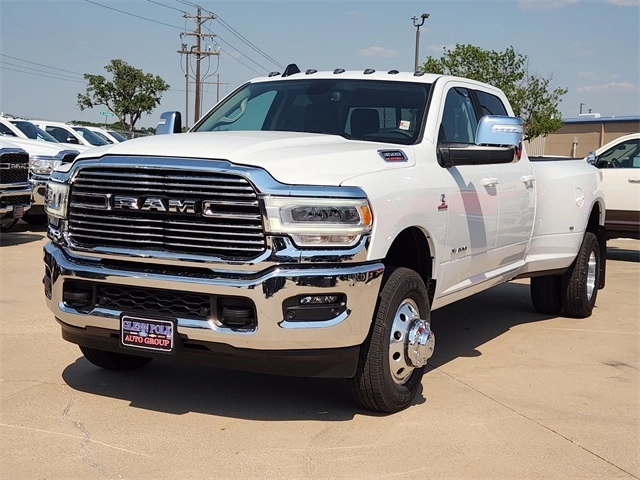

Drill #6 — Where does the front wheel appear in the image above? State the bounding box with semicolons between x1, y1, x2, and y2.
22;213;48;225
79;346;153;371
349;267;434;413
0;219;18;232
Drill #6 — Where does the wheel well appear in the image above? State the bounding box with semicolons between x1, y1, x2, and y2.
383;227;435;304
587;202;602;233
587;201;607;290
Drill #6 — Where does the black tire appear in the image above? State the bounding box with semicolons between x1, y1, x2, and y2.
79;346;153;371
0;219;18;232
531;275;562;315
22;213;48;225
561;232;600;318
349;267;430;413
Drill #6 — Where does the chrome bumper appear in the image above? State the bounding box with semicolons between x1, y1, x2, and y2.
44;242;384;351
0;186;32;215
30;176;48;206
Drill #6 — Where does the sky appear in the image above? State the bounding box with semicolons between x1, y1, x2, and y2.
1;0;639;129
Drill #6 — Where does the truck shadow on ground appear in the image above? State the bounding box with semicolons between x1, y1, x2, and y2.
62;282;558;421
0;221;46;247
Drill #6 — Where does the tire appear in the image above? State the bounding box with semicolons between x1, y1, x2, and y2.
22;213;48;225
349;267;431;413
561;232;600;318
79;346;153;371
531;275;562;315
0;219;18;232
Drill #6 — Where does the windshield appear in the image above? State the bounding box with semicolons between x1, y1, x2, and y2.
10;120;59;143
194;79;431;145
90;130;114;144
107;130;127;142
72;127;109;146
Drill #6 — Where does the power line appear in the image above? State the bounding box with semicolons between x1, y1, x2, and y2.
0;53;84;76
82;0;184;31
0;61;84;81
2;66;86;84
215;16;283;68
218;47;263;75
145;0;185;13
204;25;269;72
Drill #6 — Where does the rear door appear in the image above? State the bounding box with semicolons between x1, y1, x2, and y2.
471;89;535;273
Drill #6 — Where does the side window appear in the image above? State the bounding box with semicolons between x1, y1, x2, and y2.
475;91;508;116
0;123;17;136
439;87;478;144
597;139;640;168
46;126;70;142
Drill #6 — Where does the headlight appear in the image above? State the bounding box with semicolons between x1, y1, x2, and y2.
45;181;70;219
30;155;62;175
264;197;373;247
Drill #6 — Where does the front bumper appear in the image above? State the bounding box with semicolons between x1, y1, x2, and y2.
44;242;384;352
0;186;32;215
30;176;48;206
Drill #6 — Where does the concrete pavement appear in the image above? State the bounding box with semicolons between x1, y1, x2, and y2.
1;224;638;479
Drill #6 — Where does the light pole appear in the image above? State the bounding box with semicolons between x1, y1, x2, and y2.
412;13;430;72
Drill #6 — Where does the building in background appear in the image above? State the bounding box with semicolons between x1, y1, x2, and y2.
525;115;640;157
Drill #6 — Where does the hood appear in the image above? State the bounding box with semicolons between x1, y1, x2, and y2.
74;131;415;186
0;136;81;156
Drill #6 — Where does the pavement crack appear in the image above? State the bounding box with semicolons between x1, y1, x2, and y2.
430;366;639;479
62;389;119;480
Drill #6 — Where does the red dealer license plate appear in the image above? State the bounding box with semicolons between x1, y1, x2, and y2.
121;315;175;353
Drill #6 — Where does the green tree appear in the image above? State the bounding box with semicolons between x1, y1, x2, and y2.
422;44;567;141
77;59;169;132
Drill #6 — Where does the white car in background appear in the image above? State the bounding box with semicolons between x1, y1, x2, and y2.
84;126;127;144
31;120;109;148
1;136;80;224
587;133;640;239
0;117;91;152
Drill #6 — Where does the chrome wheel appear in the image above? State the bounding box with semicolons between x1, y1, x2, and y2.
586;251;597;300
388;299;435;385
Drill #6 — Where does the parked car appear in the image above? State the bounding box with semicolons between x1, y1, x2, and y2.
586;133;640;239
0;117;91;152
44;67;606;412
30;120;109;148
84;126;126;144
0;139;33;232
3;136;79;224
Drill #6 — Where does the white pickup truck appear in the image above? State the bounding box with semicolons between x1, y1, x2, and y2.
44;67;606;412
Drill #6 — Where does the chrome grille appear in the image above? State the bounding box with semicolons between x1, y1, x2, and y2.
68;166;266;259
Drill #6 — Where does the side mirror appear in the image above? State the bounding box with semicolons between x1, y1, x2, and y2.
439;115;523;168
586;150;597;165
65;136;80;145
155;111;182;135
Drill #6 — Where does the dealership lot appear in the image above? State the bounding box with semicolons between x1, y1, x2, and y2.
1;225;638;480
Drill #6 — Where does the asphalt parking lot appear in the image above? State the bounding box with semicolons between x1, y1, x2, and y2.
1;224;638;480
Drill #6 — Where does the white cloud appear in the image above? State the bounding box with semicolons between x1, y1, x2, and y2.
518;0;578;9
426;44;456;52
359;46;397;58
577;82;636;93
607;0;639;6
577;70;596;78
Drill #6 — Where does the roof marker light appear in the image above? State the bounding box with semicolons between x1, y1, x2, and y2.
268;71;281;77
388;70;399;75
305;69;317;75
333;68;345;74
413;71;425;76
364;69;375;74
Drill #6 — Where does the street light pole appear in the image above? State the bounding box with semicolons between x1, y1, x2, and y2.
412;13;430;72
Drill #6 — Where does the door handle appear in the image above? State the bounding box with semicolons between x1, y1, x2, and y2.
521;175;535;188
629;178;640;184
482;177;499;187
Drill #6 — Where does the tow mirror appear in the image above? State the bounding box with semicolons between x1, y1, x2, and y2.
586;151;597;165
156;111;182;135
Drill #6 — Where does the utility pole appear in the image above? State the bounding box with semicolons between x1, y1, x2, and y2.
178;41;190;128
411;13;430;72
180;6;218;124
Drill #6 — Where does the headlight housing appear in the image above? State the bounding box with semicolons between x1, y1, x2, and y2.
30;155;62;175
264;197;373;247
45;181;70;219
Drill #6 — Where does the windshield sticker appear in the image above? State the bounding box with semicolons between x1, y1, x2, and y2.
399;120;411;131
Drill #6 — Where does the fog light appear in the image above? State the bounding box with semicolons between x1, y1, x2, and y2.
300;295;340;305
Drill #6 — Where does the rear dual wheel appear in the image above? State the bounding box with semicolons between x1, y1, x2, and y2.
531;232;600;318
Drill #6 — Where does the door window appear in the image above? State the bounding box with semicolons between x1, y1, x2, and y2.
475;91;508;116
439;87;478;144
46;126;73;143
597;139;640;168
